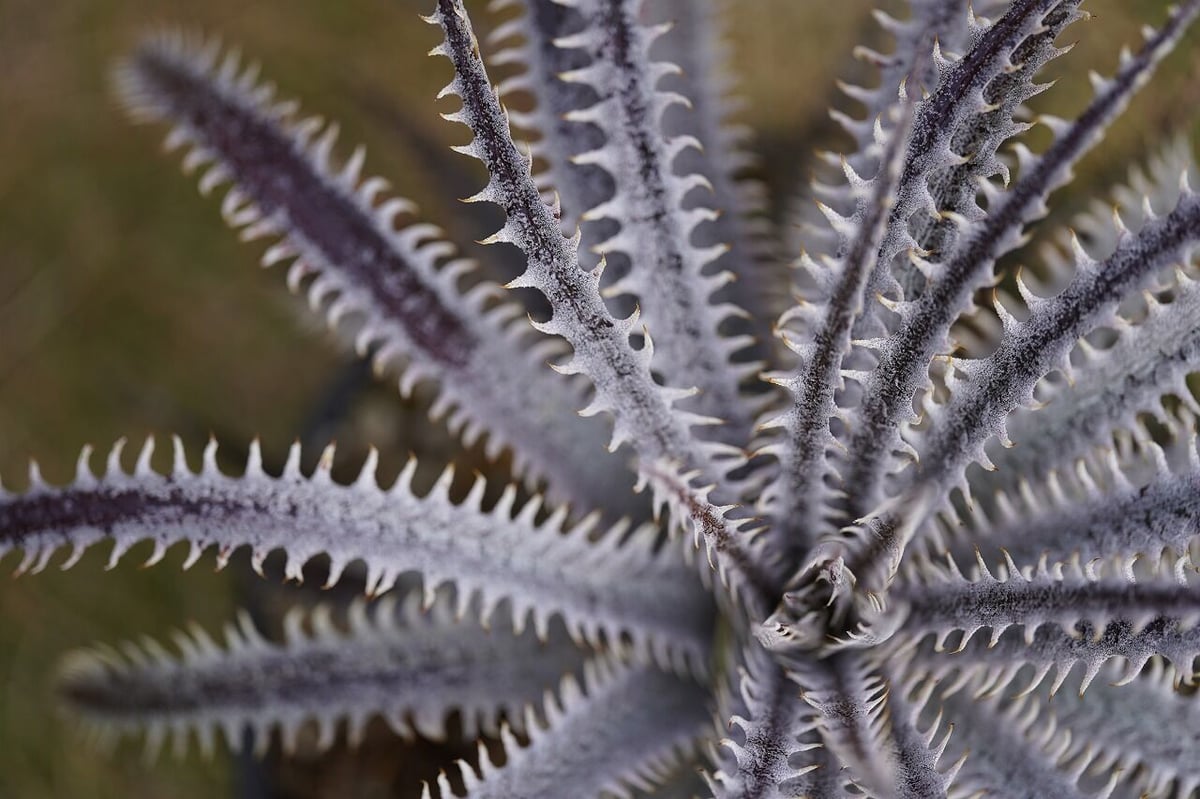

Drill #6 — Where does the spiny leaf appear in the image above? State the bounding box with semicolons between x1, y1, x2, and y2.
1036;661;1200;798
984;141;1200;493
914;182;1200;506
910;614;1200;702
934;683;1119;799
895;0;1084;298
0;438;713;671
11;2;1200;796
58;591;586;758
788;651;951;799
114;29;639;516
796;0;973;267
840;0;1200;524
892;553;1200;689
426;0;786;614
709;644;841;799
556;0;760;450
814;125;1200;625
787;652;892;791
763;64;919;572
427;659;711;799
878;0;1079;279
928;439;1200;576
649;0;779;352
486;0;612;238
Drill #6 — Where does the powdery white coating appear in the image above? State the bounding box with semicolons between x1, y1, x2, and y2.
839;0;1200;526
648;0;779;352
897;2;1083;287
427;0;785;613
771;5;1200;640
904;599;1200;702
892;554;1200;674
929;440;1200;574
786;654;957;799
826;0;1080;375
0;438;713;672
984;143;1200;492
486;0;612;241
933;687;1114;799
555;0;759;450
58;591;587;758
768;0;1180;643
427;660;710;799
876;0;1072;276
914;188;1200;500
114;30;639;518
5;0;1200;796
430;0;700;463
794;0;977;266
708;644;834;799
760;76;918;568
1044;662;1200;798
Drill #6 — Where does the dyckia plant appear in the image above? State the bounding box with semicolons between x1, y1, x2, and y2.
6;0;1200;796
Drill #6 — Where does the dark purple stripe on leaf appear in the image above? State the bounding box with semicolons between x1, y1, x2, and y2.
133;48;476;368
0;487;231;545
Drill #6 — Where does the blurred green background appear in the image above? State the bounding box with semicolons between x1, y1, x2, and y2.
0;0;1197;796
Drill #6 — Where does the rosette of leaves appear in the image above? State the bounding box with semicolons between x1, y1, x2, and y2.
5;0;1200;797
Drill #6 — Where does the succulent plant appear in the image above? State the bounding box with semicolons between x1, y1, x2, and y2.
5;0;1200;796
